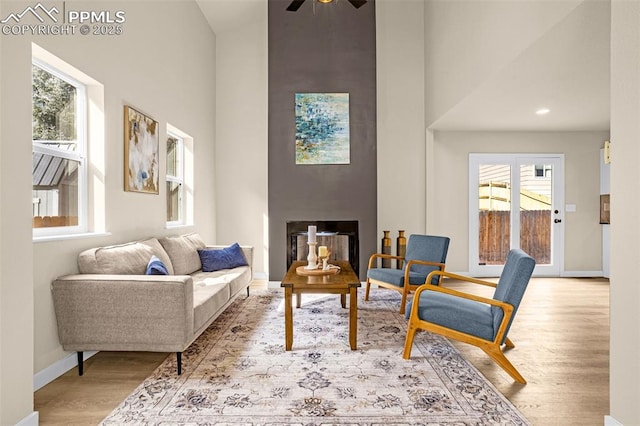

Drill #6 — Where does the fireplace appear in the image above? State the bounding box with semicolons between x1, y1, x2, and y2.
287;220;359;275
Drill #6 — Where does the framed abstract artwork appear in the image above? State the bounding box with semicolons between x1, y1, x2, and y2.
295;93;350;165
124;105;159;194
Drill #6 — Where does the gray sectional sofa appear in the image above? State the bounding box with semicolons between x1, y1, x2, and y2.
51;233;253;375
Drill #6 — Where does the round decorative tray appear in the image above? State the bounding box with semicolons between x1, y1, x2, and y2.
296;265;341;276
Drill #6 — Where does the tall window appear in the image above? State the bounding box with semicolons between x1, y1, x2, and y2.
32;60;86;235
166;133;184;224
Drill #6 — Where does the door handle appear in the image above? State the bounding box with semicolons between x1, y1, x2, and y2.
554;219;562;223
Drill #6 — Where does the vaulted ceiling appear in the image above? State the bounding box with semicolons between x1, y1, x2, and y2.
196;0;610;132
428;0;610;131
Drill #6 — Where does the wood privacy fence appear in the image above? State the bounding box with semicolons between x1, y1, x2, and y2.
479;210;550;265
33;216;78;228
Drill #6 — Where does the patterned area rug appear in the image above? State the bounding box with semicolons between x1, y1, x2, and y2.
101;289;530;425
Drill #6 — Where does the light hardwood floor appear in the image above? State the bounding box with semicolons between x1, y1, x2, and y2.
446;277;609;425
35;277;609;425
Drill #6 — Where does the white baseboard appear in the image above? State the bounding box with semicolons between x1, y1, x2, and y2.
267;280;280;289
253;271;268;280
447;272;605;279
448;271;471;277
15;411;38;426
562;270;605;278
34;350;98;391
605;415;624;426
447;271;605;279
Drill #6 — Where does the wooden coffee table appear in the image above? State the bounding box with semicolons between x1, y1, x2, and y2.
281;260;361;351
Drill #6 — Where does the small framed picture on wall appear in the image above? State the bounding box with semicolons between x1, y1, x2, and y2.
124;105;159;194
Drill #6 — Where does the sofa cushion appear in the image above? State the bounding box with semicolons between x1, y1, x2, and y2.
407;291;495;342
367;267;436;287
192;279;231;333
159;233;206;275
146;255;169;275
78;242;154;275
191;266;252;298
198;243;248;272
139;238;174;275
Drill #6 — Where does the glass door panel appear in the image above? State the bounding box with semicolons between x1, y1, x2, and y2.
519;163;552;266
478;164;511;266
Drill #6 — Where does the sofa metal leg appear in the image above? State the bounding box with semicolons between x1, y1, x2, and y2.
77;351;84;376
177;352;182;375
246;286;250;297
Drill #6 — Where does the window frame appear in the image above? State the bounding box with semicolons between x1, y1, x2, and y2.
166;131;185;226
32;58;88;238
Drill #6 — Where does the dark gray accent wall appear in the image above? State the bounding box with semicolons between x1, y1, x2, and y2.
268;0;377;280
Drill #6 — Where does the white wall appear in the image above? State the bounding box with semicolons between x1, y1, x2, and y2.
214;6;268;278
375;0;427;244
0;2;36;421
610;1;640;423
0;2;217;420
431;131;607;273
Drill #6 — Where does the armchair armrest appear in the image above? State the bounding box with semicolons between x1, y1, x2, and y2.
367;252;403;269
404;259;446;284
425;270;498;288
406;259;445;268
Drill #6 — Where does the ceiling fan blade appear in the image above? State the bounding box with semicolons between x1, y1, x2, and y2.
347;0;367;8
286;0;306;11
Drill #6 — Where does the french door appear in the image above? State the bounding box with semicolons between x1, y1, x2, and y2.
469;154;564;276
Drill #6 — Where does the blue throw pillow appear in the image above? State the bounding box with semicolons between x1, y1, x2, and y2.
198;243;248;272
146;255;169;275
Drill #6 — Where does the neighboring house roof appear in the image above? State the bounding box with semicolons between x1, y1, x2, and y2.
32;142;78;189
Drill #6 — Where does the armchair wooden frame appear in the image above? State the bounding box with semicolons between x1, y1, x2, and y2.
364;253;446;315
403;270;526;384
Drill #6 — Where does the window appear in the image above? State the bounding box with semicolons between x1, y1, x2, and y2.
32;59;86;235
166;124;194;227
534;164;552;178
166;132;184;224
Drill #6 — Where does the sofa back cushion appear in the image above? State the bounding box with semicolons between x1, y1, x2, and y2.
139;237;175;275
159;233;206;275
78;242;155;275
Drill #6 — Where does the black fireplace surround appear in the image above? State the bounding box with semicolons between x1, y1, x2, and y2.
287;220;359;276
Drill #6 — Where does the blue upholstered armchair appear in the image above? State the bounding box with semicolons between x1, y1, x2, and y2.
403;248;535;384
365;234;450;314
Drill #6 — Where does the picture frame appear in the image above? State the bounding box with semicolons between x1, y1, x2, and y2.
124;105;159;194
295;92;350;165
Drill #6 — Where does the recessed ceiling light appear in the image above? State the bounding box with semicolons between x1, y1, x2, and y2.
536;108;550;115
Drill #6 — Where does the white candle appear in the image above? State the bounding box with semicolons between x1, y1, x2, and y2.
308;225;317;243
318;245;328;257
